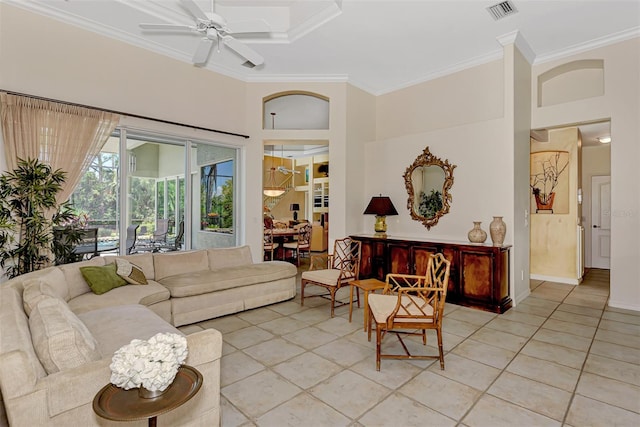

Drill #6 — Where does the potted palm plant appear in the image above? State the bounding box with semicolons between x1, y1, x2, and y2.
0;158;83;278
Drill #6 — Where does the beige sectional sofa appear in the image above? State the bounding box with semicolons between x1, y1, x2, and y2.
0;246;297;426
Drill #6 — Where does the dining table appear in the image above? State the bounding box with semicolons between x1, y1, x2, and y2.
270;228;298;260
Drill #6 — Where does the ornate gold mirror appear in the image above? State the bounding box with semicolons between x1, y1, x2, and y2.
403;147;456;229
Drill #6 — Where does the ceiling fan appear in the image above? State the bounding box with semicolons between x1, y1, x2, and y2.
276;165;300;175
139;0;271;67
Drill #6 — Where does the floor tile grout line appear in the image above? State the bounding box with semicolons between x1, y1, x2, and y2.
209;270;627;426
449;278;579;425
559;279;609;426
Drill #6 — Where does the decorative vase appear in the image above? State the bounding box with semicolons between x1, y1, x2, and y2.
138;386;168;399
490;216;506;246
467;221;487;243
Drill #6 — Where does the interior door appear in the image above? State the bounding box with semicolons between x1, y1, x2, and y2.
591;175;611;269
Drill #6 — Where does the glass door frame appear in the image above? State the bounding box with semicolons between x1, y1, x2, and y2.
117;128;238;254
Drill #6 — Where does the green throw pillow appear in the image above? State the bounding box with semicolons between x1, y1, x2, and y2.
80;263;128;295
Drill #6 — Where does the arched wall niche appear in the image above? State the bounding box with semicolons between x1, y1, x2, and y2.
263;91;330;130
538;59;604;107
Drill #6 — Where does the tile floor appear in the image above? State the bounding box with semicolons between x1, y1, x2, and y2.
2;268;638;427
178;267;640;427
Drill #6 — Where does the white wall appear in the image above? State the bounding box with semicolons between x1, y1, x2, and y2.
532;37;640;311
245;82;357;258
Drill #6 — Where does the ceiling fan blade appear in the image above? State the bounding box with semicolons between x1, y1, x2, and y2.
180;0;209;22
193;37;214;64
222;36;264;66
140;23;194;31
226;19;271;34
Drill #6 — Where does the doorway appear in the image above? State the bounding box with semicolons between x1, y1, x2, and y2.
529;120;611;283
590;175;611;269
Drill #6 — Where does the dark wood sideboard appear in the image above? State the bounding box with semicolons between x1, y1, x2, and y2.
350;234;512;313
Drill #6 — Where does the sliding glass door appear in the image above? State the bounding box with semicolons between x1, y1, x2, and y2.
70;128;239;254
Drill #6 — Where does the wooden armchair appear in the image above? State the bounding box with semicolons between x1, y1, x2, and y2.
300;237;361;317
367;253;450;371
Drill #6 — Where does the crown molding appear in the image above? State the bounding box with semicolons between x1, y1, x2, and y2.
245;74;349;84
534;26;640;65
497;30;536;64
373;50;504;96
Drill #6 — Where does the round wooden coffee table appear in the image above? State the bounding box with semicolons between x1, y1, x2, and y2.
93;365;202;427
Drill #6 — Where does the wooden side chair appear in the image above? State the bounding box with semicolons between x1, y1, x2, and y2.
300;237;361;317
263;227;279;261
282;223;311;266
367;253;451;371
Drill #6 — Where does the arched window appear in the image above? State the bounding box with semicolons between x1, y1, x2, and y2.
263;92;329;130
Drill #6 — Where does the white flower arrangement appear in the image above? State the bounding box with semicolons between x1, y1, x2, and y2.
110;332;188;392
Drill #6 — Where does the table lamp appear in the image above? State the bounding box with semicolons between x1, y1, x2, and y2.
290;203;300;221
363;195;398;238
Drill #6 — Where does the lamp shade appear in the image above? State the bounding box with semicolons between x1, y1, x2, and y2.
363;196;398;216
290;203;300;211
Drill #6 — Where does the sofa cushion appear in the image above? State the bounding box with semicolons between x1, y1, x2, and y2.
59;257;106;299
28;298;101;374
158;261;297;298
22;279;64;316
154;250;209;281
78;304;182;356
109;252;155;280
67;280;170;315
80;263;128;295
207;245;253;269
114;258;148;285
0;286;47;382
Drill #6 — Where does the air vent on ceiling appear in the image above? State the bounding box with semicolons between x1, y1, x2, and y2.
487;1;518;20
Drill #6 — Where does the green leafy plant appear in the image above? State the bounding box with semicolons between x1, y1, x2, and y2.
417;189;443;218
0;158;83;278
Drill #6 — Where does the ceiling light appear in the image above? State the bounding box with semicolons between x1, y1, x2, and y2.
264;145;285;197
598;136;611;144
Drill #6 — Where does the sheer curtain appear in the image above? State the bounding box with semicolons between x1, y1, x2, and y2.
0;92;120;202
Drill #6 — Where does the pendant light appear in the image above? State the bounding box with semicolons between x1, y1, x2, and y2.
263;145;285;197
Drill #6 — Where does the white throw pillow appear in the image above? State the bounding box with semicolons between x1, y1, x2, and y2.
22;278;63;316
115;258;148;285
29;298;101;374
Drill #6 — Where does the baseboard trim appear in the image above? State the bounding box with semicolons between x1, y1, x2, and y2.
530;274;579;285
608;300;640;313
514;288;531;306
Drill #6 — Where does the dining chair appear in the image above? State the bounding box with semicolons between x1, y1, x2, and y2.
367;252;450;371
263;227;280;261
155;221;184;252
125;224;140;254
151;218;169;243
300;237;361;317
282;223;311;266
76;227;99;260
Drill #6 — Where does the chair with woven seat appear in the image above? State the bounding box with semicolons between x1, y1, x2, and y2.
263;227;280;261
300;237;361;317
282;223;312;266
367;252;450;371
